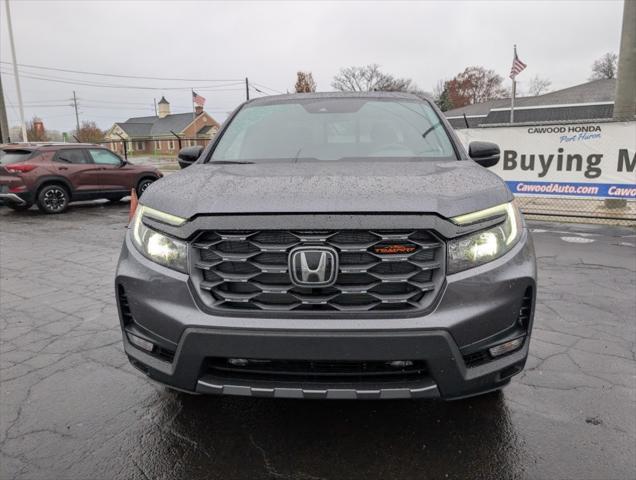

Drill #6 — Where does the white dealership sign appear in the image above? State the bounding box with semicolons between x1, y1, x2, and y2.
455;121;636;199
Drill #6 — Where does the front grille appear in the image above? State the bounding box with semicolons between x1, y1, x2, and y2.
204;358;428;383
191;229;444;313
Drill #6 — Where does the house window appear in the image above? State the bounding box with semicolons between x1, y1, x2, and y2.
154;140;161;150
168;139;175;150
135;141;144;150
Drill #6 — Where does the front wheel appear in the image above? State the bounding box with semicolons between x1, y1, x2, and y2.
37;185;69;214
136;178;155;197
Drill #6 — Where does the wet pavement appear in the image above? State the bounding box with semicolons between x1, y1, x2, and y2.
1;202;635;480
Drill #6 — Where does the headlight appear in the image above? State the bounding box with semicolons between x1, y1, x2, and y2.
447;202;522;274
131;205;188;272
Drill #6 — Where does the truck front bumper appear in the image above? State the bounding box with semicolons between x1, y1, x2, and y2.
116;229;536;400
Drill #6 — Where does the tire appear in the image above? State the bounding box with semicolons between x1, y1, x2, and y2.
136;178;155;197
37;184;70;214
7;202;33;211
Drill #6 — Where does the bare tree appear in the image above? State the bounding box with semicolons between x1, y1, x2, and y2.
76;121;105;143
294;71;317;93
332;64;423;95
590;52;618;80
527;75;552;96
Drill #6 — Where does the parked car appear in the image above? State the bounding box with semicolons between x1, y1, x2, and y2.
116;92;536;400
0;143;162;213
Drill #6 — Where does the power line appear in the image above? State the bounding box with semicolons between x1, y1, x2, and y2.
8;100;155;110
10;103;234;115
32;113;77;119
12;98;72;104
0;68;244;90
0;60;242;82
8;104;73;108
251;82;285;95
76;98;163;106
191;86;245;92
75;114;136;120
0;69;245;91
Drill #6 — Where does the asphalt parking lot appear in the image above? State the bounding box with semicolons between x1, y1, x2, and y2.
1;202;635;480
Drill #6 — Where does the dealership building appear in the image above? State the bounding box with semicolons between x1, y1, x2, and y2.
444;79;617;129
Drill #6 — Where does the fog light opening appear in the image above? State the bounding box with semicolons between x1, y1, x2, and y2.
127;333;154;353
387;360;414;369
489;337;524;357
228;358;249;367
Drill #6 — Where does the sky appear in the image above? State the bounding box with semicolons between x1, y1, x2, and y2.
0;0;625;133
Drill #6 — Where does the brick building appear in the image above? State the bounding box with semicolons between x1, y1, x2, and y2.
105;96;220;155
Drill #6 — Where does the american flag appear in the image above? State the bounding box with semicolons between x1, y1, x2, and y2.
192;91;206;107
509;47;527;79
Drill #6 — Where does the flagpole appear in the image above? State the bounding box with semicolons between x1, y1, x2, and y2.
510;45;516;124
511;79;516;124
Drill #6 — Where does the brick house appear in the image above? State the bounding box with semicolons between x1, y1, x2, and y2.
105;96;220;155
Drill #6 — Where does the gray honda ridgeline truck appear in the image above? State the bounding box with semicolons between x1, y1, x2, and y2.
116;92;536;400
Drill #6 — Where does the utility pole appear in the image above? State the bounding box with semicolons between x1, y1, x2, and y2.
245;77;250;101
613;0;636;121
72;90;80;139
606;0;635;211
0;74;10;143
154;98;157;116
5;0;27;142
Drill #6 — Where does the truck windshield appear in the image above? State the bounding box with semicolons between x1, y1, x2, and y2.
210;97;456;162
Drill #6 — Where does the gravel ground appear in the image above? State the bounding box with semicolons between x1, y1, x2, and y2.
1;202;635;480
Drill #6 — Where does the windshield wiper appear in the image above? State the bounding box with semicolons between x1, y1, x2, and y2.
208;160;254;165
422;122;442;139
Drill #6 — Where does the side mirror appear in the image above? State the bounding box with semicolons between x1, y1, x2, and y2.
468;141;500;168
177;145;204;169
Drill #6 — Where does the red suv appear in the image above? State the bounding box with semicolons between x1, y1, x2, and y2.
0;143;162;214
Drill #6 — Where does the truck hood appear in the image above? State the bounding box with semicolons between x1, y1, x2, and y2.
140;159;513;219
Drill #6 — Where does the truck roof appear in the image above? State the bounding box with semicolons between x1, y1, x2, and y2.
247;91;431;105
